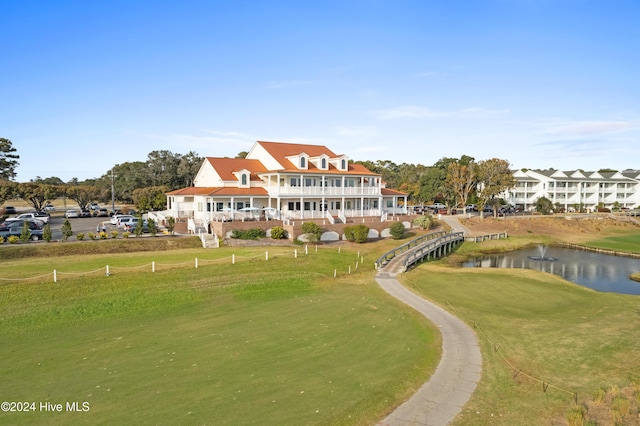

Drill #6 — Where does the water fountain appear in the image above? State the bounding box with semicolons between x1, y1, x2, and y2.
528;244;556;261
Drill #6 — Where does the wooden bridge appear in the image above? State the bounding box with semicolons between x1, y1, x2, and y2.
375;231;465;273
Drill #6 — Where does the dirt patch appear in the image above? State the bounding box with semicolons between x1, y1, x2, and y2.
460;214;640;244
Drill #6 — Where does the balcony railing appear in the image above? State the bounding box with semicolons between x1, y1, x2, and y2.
269;186;381;196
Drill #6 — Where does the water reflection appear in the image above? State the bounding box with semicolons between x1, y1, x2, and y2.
463;246;640;295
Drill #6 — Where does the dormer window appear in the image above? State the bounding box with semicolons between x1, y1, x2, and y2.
321;158;326;169
300;157;306;168
233;168;251;188
341;159;346;170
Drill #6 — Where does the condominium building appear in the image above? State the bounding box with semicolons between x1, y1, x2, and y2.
504;169;640;211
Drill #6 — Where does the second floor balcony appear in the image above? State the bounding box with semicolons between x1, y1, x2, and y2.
269;186;381;197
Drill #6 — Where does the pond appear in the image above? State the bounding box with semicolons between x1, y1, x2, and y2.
462;246;640;295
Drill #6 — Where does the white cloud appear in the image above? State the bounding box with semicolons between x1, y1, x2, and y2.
543;120;639;137
373;105;509;120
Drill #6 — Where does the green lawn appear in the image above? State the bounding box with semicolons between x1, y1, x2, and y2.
401;235;640;425
0;244;439;425
582;232;640;253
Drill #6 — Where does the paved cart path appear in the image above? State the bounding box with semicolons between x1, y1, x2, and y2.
375;236;481;425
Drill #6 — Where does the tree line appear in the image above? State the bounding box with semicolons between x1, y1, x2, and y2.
1;136;516;215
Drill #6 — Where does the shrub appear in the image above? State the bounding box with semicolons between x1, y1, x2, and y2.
8;235;20;244
390;222;406;240
301;222;322;242
123;231;131;238
0;236;4;243
99;231;108;240
270;226;286;240
60;219;73;241
344;224;369;243
43;223;53;242
165;216;176;235
110;231;119;239
412;215;433;230
20;221;31;241
134;215;144;237
148;218;157;236
566;406;585;426
76;233;85;241
231;228;265;240
88;232;97;240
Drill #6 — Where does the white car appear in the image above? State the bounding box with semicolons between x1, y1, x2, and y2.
111;214;133;225
64;210;80;218
116;216;136;229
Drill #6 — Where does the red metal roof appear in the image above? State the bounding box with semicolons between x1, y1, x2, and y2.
205;157;268;181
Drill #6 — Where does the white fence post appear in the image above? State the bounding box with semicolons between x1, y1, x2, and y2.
106;265;110;276
152;261;155;272
195;258;198;269
232;254;235;264
266;251;269;261
53;270;57;283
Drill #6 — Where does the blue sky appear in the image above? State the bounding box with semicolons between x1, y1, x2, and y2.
2;0;639;182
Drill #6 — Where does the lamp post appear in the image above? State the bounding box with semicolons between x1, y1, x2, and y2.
111;169;116;214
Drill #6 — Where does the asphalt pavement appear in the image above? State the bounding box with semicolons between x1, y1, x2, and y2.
375;217;481;426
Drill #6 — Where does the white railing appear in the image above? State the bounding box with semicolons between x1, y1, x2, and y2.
271;187;381;196
381;212;388;222
325;210;335;224
338;211;347;224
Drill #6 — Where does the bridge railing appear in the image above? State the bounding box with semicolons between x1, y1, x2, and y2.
374;231;447;269
402;232;465;272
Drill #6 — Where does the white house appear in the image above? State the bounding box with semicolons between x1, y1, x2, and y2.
504;169;640;211
165;141;408;226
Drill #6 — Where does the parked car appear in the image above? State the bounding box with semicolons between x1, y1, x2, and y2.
16;212;50;224
3;206;17;215
124;218;149;233
111;214;133;225
465;204;477;212
79;210;92;218
43;204;56;211
65;210;80;218
116;216;137;229
96;208;109;217
0;220;44;241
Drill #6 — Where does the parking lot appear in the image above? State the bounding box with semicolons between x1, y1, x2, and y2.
46;214;119;240
2;206;128;241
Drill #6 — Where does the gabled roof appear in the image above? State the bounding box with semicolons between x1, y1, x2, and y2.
166;187;218;196
255;141;377;175
205;157;268;181
381;188;408;196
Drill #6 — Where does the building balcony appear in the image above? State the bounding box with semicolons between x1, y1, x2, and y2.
269;186;381;197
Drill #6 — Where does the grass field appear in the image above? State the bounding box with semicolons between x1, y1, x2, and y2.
583;233;640;253
401;233;640;425
2;225;640;425
0;241;440;425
